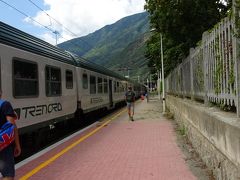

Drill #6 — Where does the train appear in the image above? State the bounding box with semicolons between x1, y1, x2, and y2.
0;22;145;144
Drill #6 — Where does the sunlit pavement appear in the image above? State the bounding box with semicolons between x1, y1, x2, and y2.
16;95;196;180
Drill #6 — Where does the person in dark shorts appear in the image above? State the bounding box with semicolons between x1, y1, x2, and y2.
0;92;21;180
125;86;135;121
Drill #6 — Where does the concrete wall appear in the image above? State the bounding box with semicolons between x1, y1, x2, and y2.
167;95;240;179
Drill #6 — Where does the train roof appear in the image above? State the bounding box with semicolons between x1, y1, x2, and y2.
69;53;128;80
0;21;75;65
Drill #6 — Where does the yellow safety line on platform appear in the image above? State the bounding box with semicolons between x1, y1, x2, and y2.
19;108;126;180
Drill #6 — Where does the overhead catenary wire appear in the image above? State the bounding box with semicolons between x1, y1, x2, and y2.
0;1;84;53
0;0;131;77
0;0;92;49
0;0;54;33
26;0;93;49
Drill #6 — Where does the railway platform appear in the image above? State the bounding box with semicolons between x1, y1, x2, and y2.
16;95;198;180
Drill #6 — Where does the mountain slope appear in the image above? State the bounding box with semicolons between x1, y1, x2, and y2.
105;33;150;80
58;12;150;80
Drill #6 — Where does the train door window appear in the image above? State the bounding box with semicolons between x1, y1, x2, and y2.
114;81;117;93
46;66;61;96
82;73;88;89
90;75;96;94
13;59;38;98
117;82;119;93
97;77;103;94
104;79;108;93
66;70;73;89
120;83;124;92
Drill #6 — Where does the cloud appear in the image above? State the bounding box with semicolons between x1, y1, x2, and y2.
29;0;145;44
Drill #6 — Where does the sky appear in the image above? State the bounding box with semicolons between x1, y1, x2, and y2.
0;0;146;45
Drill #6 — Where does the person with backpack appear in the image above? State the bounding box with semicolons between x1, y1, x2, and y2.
125;86;135;121
145;91;149;103
0;91;21;180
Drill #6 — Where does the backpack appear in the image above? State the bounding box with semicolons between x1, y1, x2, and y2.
126;91;135;102
0;100;15;151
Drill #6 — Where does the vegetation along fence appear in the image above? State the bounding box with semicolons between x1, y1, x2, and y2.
165;1;240;117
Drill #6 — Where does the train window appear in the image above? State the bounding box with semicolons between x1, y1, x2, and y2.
117;82;119;93
120;83;124;92
90;75;96;94
66;70;73;89
46;66;61;96
97;77;103;94
114;81;117;93
13;59;38;98
104;79;108;93
82;74;88;89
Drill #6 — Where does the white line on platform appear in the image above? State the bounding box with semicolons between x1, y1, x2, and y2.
16;122;99;169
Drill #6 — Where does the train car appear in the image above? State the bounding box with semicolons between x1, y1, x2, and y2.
0;22;135;133
72;55;128;117
0;21;144;148
0;22;78;137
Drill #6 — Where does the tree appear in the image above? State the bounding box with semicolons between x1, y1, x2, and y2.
144;0;230;76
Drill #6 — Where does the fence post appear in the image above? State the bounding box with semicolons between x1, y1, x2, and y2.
202;31;209;105
233;0;240;117
190;48;194;100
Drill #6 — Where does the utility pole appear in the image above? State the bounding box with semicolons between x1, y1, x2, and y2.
53;30;59;45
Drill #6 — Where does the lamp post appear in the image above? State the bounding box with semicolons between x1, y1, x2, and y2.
160;33;166;113
150;29;166;113
147;78;149;90
157;70;161;100
150;74;152;92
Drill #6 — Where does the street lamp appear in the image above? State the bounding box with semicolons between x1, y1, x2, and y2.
160;33;166;113
147;78;149;90
150;74;152;92
157;69;161;100
150;29;166;113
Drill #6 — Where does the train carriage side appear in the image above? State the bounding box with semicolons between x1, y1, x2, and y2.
112;78;128;107
76;67;111;114
0;22;78;135
73;56;129;117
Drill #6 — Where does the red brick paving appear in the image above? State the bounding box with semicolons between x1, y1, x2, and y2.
16;97;196;180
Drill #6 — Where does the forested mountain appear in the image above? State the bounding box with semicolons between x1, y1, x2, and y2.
58;12;150;81
144;0;231;76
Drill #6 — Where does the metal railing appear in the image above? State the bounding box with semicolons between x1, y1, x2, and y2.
166;5;240;116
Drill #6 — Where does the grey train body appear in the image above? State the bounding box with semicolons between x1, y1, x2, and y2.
0;22;144;138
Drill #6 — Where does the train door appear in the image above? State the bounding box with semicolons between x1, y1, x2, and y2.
109;79;113;107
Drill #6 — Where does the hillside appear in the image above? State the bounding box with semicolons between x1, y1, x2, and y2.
58;12;150;81
105;33;150;80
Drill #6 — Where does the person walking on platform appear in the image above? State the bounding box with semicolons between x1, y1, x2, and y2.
125;86;135;121
145;90;149;103
0;91;21;180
